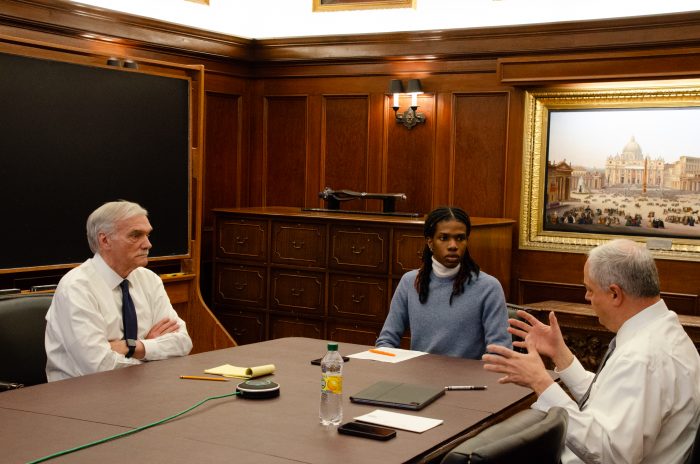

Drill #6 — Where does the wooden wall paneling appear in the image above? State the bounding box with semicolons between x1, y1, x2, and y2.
656;258;700;298
204;92;241;225
306;94;323;207
432;91;452;208
263;96;308;207
201;91;242;305
452;92;509;218
321;95;371;210
661;292;700;317
248;79;265;206
367;92;386;201
384;92;435;215
518;279;587;306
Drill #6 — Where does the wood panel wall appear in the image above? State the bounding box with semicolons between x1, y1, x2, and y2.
2;0;700;317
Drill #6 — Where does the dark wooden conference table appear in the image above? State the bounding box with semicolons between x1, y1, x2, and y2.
0;337;535;464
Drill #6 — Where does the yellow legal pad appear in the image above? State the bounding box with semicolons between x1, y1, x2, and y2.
204;364;276;379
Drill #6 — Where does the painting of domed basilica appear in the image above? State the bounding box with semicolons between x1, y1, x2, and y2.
543;107;700;241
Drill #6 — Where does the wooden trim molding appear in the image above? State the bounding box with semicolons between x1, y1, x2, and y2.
518;279;699;316
5;0;700;70
498;48;700;84
0;0;252;60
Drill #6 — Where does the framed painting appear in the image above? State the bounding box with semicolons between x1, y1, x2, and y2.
520;84;700;261
313;0;415;12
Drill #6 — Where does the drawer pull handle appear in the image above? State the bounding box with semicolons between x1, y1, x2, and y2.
290;288;305;297
351;294;365;304
235;236;248;246
291;240;305;249
233;282;248;291
351;245;365;255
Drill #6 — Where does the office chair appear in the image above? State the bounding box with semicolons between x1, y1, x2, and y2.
0;293;53;390
441;407;568;464
506;303;529;353
685;422;700;464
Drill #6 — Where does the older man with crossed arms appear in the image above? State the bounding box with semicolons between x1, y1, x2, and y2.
483;239;700;463
45;200;192;381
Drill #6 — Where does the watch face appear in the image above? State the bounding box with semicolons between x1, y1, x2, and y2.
127;339;137;347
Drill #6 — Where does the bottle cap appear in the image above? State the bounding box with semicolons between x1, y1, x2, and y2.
327;342;338;351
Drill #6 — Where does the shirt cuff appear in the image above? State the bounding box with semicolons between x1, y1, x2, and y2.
141;338;157;360
532;382;575;411
557;356;594;398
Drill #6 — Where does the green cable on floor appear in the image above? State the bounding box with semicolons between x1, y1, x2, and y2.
27;391;241;463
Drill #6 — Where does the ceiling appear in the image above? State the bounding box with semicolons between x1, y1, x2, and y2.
71;0;700;40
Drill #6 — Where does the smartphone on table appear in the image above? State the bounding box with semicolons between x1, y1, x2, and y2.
338;421;397;440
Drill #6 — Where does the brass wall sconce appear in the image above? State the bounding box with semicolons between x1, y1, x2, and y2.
389;78;425;129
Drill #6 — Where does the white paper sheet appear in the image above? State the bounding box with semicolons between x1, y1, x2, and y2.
354;409;443;433
347;347;427;363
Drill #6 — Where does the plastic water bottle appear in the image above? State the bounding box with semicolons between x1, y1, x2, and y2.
319;342;344;426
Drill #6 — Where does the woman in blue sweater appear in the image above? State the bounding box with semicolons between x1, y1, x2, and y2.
376;206;512;358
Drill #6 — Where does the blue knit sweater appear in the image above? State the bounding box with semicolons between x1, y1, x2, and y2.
376;270;512;358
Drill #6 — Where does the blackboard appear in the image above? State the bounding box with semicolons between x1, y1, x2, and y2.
0;52;190;270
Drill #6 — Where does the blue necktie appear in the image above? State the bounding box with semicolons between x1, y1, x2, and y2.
578;337;616;410
119;280;138;344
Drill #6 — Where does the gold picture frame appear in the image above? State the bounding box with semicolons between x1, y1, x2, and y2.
520;84;700;261
313;0;415;12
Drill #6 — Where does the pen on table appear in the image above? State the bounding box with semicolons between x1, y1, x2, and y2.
369;348;396;357
180;375;228;382
445;385;487;391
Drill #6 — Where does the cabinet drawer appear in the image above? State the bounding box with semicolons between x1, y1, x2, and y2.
214;265;266;307
269;315;324;340
271;221;326;267
329;274;388;321
393;228;425;275
215;307;266;346
216;218;267;261
329;225;388;273
270;269;324;315
327;320;382;346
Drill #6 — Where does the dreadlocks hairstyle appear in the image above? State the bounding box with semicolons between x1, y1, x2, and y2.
414;206;480;304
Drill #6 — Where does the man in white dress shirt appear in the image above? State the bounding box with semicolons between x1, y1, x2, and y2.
45;200;192;381
483;238;700;463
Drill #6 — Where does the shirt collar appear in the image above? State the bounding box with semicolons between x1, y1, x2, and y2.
616;299;669;346
92;253;126;290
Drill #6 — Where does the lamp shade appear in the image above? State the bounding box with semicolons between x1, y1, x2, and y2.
388;79;404;94
406;79;422;94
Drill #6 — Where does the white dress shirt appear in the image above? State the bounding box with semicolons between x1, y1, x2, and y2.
532;300;700;464
45;253;192;381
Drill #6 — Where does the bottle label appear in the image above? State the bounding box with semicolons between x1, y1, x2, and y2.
321;374;343;394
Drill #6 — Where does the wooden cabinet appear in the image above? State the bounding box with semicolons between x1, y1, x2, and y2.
212;207;514;345
524;300;700;371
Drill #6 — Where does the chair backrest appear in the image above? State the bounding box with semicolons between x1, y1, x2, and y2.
441;407;568;464
685;421;700;464
0;293;53;388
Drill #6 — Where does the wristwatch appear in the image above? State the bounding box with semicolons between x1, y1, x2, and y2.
125;339;137;358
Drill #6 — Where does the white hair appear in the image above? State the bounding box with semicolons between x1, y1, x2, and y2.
86;200;148;254
587;239;660;298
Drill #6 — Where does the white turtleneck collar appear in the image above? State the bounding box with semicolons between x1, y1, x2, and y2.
431;256;460;278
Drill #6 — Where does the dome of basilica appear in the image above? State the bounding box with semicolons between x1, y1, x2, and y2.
621;136;643;160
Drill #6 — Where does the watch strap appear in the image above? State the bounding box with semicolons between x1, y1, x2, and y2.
125;339;137;358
